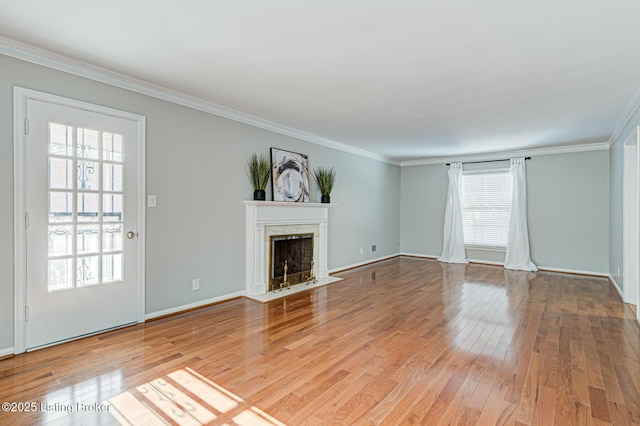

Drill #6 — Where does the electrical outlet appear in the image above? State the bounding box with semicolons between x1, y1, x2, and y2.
360;248;363;255
372;244;377;252
395;241;400;247
192;278;200;291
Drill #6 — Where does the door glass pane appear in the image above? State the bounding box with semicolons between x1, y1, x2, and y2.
77;256;99;287
103;224;123;252
45;122;126;291
103;163;123;192
49;192;73;223
49;258;73;291
103;133;123;162
49;123;73;156
77;225;99;254
103;194;123;222
49;158;73;190
77;161;99;190
77;128;99;159
77;193;99;222
48;225;73;257
103;254;123;282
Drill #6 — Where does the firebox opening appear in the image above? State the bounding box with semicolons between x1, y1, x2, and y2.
269;233;314;291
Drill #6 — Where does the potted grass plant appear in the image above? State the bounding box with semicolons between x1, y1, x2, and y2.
313;166;336;203
246;153;271;200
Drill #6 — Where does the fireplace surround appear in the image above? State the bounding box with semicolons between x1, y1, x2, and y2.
244;201;340;300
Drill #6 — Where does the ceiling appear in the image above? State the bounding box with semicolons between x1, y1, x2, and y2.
2;1;640;163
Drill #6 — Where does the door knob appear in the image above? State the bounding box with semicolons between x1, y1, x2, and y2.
127;231;137;239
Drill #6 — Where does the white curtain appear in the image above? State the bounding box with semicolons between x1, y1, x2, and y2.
505;158;537;271
438;163;468;264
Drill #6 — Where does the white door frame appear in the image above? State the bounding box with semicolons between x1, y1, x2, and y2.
13;87;146;354
623;125;640;318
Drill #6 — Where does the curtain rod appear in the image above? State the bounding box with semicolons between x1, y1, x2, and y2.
445;157;531;166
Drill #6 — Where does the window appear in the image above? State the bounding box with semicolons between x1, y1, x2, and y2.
47;123;124;290
462;169;512;248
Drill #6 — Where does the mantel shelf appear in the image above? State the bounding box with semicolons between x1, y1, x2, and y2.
243;201;337;207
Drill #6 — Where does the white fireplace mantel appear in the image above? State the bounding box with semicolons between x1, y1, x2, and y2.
244;201;335;298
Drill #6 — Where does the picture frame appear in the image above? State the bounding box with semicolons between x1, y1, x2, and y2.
270;147;310;202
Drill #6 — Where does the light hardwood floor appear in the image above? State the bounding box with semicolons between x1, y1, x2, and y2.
1;257;639;425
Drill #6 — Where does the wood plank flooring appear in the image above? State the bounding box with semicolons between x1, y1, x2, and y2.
1;257;639;425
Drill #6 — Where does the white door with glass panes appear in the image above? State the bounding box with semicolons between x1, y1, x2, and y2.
24;98;141;350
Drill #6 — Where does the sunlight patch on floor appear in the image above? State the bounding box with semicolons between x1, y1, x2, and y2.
107;367;285;425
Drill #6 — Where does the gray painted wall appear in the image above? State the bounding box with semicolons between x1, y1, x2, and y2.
401;150;610;273
400;163;447;257
0;54;400;351
609;107;640;292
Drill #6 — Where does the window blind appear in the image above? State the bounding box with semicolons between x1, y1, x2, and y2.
462;170;512;247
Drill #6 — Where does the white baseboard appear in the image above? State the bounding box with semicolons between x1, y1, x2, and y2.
537;266;608;278
399;252;609;278
608;274;625;300
468;258;505;267
401;253;504;267
467;258;608;277
329;253;399;273
400;252;439;260
0;347;14;357
145;291;246;321
608;276;640;323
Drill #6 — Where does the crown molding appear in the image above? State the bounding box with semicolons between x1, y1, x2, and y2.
0;37;395;165
609;86;640;146
400;141;610;167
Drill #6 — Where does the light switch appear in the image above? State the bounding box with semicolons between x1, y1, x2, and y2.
148;195;157;208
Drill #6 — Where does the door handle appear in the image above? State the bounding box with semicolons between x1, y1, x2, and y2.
127;231;137;239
